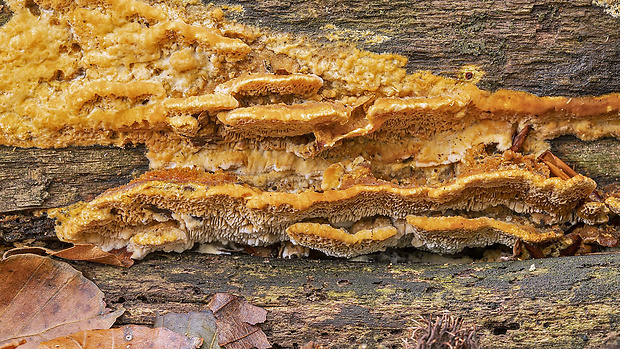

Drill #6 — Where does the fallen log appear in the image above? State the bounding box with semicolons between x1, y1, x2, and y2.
2;0;620;347
69;251;620;348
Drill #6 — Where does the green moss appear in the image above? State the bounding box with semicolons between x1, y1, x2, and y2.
325;290;357;299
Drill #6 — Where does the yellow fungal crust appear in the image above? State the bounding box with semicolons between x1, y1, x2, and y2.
406;215;562;254
1;0;617;258
604;196;620;216
52;156;596;258
216;102;349;137
2;0;620;153
0;0;249;147
286;222;399;258
214;73;324;96
576;201;610;225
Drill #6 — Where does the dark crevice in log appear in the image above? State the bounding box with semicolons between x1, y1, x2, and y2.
0;0;11;27
0;212;55;242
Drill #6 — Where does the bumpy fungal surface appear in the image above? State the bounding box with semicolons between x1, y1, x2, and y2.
52;151;597;258
1;0;618;258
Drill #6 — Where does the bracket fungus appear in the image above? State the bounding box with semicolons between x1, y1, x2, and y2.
52;151;597;258
2;0;619;258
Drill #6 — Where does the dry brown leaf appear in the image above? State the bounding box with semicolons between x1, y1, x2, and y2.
52;245;134;267
1;247;50;259
207;293;270;349
0;254;123;349
0;339;26;349
38;325;203;349
2;244;133;267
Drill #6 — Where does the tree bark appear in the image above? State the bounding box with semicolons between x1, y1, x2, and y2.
70;251;620;349
219;0;620;97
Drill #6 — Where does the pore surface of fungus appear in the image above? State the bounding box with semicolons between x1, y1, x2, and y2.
51;153;596;258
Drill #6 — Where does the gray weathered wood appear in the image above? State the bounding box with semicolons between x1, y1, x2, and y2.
70;251;620;348
552;136;620;187
216;0;620;97
0;146;148;213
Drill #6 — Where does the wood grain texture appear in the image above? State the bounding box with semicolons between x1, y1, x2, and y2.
551;136;620;187
0;146;149;242
70;252;620;349
215;0;620;96
0;146;148;213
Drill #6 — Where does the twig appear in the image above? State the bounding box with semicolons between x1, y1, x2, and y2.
538;150;603;202
538;150;578;179
510;125;531;152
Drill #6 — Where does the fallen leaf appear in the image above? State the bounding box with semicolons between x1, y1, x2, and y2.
1;247;50;259
52;245;134;267
38;325;203;349
0;339;26;349
0;254;123;349
243;246;274;258
560;233;582;257
2;244;133;267
207;293;270;349
155;310;220;349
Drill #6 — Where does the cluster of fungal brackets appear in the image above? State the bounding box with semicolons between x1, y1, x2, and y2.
1;0;620;259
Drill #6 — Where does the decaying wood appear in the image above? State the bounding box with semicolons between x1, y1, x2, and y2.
69;251;620;349
2;0;620;97
1;136;619;244
2;0;620;347
0;146;148;213
0;146;148;242
220;0;620;97
1;136;619;217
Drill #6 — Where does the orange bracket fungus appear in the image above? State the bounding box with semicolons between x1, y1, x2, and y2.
1;0;619;258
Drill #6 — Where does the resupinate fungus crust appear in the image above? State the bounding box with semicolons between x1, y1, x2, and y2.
1;0;619;258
